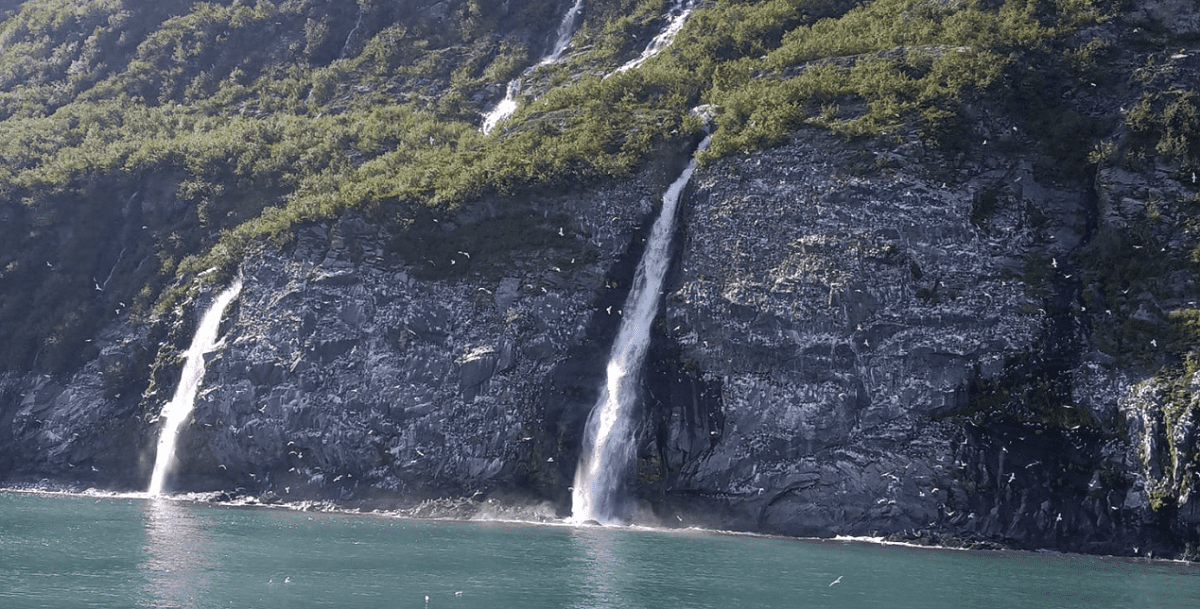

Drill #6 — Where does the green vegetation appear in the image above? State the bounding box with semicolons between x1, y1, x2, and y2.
1126;89;1200;182
693;0;1112;160
0;0;1160;373
1144;354;1200;512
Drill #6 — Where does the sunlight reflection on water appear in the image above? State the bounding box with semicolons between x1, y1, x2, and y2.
141;498;215;608
571;526;630;609
2;491;1198;609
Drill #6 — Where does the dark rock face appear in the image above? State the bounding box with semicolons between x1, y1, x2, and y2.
142;167;683;510
634;129;1195;556
1;126;1198;556
647;133;1043;531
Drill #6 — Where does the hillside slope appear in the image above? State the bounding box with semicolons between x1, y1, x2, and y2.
1;0;1200;558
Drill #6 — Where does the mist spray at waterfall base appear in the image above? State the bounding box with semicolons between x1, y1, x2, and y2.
571;136;710;524
148;278;243;496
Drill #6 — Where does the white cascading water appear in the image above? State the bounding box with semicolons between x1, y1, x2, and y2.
481;0;585;133
612;0;696;75
542;0;585;64
148;278;243;496
481;79;521;135
571;135;710;524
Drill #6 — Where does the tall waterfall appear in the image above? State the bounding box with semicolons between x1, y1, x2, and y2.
612;0;696;75
571;135;710;524
148;278;243;496
481;0;585;133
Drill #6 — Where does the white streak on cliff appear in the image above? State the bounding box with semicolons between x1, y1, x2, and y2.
571;136;710;523
612;0;696;75
148;278;243;496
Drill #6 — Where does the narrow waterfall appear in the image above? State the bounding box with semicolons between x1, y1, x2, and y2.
148;278;243;496
338;9;364;60
481;79;521;135
571;135;710;524
543;0;585;64
612;0;696;75
481;0;584;132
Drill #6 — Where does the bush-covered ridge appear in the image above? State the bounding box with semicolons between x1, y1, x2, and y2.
0;0;1190;373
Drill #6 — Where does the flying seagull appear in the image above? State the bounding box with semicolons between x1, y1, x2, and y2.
829;576;843;587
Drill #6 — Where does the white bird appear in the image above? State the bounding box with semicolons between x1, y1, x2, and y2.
829;576;843;587
455;591;463;597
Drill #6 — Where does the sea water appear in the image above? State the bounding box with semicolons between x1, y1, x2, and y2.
1;491;1197;608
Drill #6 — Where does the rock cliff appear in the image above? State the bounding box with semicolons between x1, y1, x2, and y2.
1;0;1200;560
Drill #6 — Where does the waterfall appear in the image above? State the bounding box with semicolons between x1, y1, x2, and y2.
612;0;696;75
481;79;521;134
339;10;364;60
480;0;585;132
543;0;585;64
147;278;243;496
571;135;710;524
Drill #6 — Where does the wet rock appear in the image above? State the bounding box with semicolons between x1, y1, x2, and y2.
2;118;1198;558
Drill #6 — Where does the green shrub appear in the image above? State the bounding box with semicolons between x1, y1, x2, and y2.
0;0;1129;371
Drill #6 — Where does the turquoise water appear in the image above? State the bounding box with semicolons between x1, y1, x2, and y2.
1;491;1197;608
